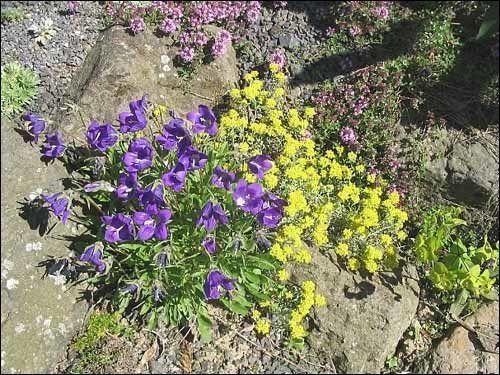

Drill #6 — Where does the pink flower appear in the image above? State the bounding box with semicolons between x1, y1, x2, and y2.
268;49;286;68
349;25;361;37
194;32;209;46
373;6;390;20
130;17;145;34
180;47;195;62
160;17;178;34
325;26;337;37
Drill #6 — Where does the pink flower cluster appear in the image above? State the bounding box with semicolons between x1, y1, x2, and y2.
105;1;263;63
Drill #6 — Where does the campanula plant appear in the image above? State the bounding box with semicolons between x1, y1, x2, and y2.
23;93;319;343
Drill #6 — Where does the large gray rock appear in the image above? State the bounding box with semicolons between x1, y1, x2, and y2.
1;118;86;373
288;251;420;374
424;128;499;208
54;25;238;134
414;302;499;374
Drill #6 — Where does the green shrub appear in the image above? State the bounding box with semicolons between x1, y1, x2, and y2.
1;7;24;23
415;205;499;314
1;62;40;118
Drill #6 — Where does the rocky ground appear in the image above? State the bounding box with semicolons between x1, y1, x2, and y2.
1;1;498;374
1;1;104;116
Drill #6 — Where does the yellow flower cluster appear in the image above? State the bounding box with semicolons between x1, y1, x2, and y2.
220;67;410;277
255;318;271;335
289;281;326;339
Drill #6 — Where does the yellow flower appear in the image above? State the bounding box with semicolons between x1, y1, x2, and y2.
335;145;345;155
264;173;278;189
347;257;360;271
290;323;307;339
274;72;286;83
379;234;393;246
304;107;316;118
277;269;290;282
335;243;349;257
274;87;285;97
294;249;312;264
302;280;316;294
229;88;241;99
365;245;383;261
239;142;250;153
397;230;408;241
260;300;271;308
251;309;261;320
367;173;376;183
342;228;353;239
314;293;327;307
153;104;167;117
265;98;277;109
269;63;280;73
364;259;379;273
285;291;294;299
355;164;366;173
255;318;271;335
325;150;335;159
245;173;257;183
347;151;357;162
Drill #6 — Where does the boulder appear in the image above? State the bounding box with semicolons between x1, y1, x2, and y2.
54;25;238;134
1;118;86;373
288;251;420;373
414;302;499;374
423;128;499;208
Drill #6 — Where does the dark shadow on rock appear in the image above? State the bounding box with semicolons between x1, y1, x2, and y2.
343;280;376;300
37;256;81;282
18;200;50;236
13;127;35;144
378;270;403;302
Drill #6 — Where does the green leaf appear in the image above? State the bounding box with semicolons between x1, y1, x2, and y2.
449;289;469;318
476;3;499;40
196;308;213;343
221;298;249;315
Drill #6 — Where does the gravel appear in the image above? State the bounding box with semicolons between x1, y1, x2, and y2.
1;1;105;117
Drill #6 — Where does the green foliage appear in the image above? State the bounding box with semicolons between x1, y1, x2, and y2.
476;2;499;40
1;7;24;23
415;206;499;307
1;62;40;118
70;311;134;374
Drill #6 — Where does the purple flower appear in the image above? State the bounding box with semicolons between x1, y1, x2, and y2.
78;242;106;273
22;113;45;143
138;183;165;211
119;95;148;133
180;46;195;62
211;166;235;190
155;252;169;268
212;41;228;57
202;235;217;254
257;192;287;228
204;270;235;300
122;138;153;173
248;155;273;180
133;205;172;241
42;132;66;158
196;201;229;231
340;126;357;145
162;162;188;192
178;146;208;171
186;105;218;135
217;30;232;44
121;284;139;294
40;192;71;224
156;118;192;151
84;181;115;193
102;213;135;243
232;179;264;215
86;121;118;152
116;172;139;200
130;16;145;34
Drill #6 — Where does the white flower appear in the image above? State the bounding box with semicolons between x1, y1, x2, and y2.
28;188;43;201
49;273;66;286
6;278;19;290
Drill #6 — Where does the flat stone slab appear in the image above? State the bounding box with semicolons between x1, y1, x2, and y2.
1;118;87;374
